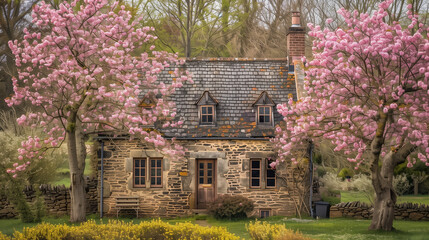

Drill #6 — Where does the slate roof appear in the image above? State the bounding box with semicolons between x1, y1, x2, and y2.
157;58;297;139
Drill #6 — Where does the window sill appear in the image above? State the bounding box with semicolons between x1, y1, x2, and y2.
247;187;278;191
199;124;216;127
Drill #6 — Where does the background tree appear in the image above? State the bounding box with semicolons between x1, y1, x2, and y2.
273;0;429;231
7;0;190;222
0;0;40;111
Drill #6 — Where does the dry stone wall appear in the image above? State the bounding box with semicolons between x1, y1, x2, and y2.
0;177;98;218
330;201;429;221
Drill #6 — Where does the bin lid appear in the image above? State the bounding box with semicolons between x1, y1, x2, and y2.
315;201;330;205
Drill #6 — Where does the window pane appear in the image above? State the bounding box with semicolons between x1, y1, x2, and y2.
252;170;260;177
135;159;140;167
265;107;270;114
151;169;155;176
199;163;204;169
207;115;213;122
202;115;207;122
264;116;270;123
157;177;161;185
267;179;276;186
141;177;145;185
251;160;260;169
199;178;204;184
207;163;212;169
141;160;145;167
267;169;275;178
207;178;212;184
199;170;204;177
251;179;260;186
202;107;207;114
135;168;140;176
151;159;155;167
140;168;145;176
157;160;161;167
157;169;161;176
151;177;155;185
208;107;212;114
207;170;212;177
259;116;265;123
135;177;139;185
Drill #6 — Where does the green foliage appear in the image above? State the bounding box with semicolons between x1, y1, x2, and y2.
337;168;354;180
3;179;44;223
0;110;68;186
393;173;412;196
209;195;254;219
419;178;429;194
11;219;239;240
247;221;311;240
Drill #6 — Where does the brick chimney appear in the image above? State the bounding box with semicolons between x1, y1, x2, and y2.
286;12;305;61
287;12;306;99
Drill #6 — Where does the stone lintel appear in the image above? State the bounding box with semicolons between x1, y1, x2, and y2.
190;152;226;159
130;150;164;158
245;152;275;158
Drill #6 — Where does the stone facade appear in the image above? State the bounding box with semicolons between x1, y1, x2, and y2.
330;201;429;221
0;177;98;218
98;139;307;218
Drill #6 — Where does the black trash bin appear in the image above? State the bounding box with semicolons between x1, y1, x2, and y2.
314;201;330;218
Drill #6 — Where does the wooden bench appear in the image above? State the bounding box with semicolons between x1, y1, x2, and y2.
116;196;140;218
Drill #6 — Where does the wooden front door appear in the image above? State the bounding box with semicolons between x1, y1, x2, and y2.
197;159;216;209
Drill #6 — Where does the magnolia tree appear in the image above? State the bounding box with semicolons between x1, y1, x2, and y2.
273;0;429;231
6;0;191;222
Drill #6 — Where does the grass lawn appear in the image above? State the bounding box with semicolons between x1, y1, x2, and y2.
52;155;93;187
1;215;429;239
341;191;429;205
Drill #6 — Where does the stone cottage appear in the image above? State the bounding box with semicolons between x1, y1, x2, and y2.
97;12;308;218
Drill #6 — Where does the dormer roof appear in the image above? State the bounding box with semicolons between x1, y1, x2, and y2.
252;91;275;106
139;94;156;108
195;91;219;106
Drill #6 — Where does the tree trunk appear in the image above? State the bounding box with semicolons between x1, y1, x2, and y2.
67;118;87;223
413;178;418;195
369;178;396;230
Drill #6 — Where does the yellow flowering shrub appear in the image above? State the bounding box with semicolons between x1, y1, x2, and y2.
0;233;9;240
247;221;312;240
11;219;239;240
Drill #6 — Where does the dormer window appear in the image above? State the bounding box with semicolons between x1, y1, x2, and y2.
196;91;218;126
253;91;275;126
258;106;271;124
200;105;214;124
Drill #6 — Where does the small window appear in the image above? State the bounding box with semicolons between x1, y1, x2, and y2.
133;158;163;188
258;106;271;124
266;159;276;188
150;158;163;188
133;158;146;187
250;159;261;188
200;105;214;125
250;158;276;189
260;209;271;218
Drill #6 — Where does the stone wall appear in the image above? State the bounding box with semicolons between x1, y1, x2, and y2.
99;139;308;218
330;201;429;221
0;177;98;218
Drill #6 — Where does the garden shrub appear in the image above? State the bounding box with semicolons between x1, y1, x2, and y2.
338;168;354;180
393;173;412;196
11;219;239;240
247;221;311;240
209;195;254;219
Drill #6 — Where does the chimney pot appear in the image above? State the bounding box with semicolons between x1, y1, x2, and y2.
291;12;301;27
